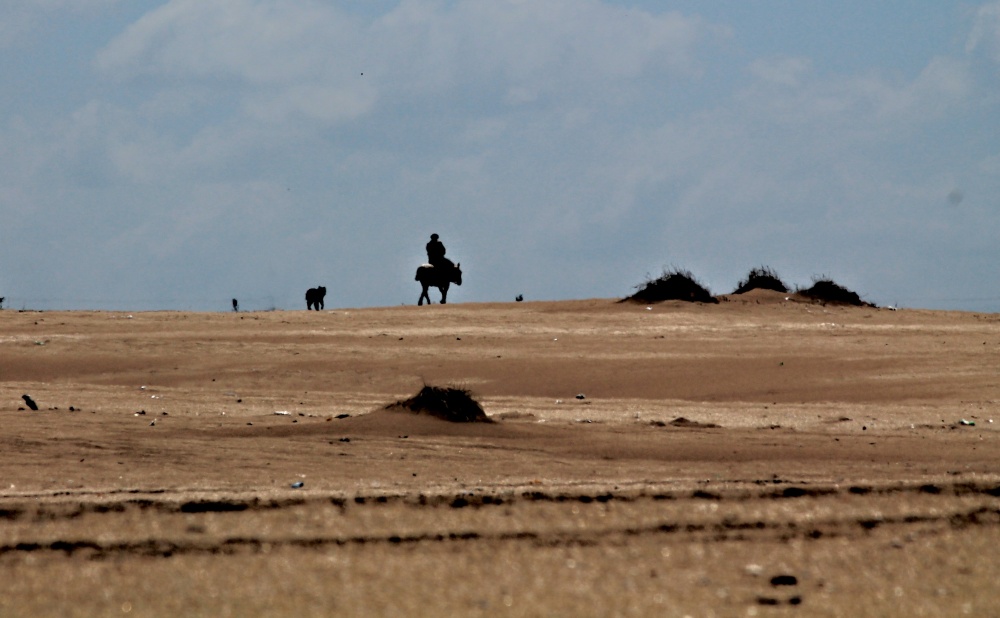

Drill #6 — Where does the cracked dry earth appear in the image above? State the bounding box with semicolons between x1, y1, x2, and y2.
0;291;998;616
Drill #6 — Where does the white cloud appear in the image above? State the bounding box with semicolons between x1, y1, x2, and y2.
0;0;123;47
967;0;1000;63
737;54;973;137
83;0;723;209
749;57;812;87
97;0;362;83
96;0;717;125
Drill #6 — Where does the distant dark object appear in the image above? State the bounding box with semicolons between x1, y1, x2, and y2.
770;574;799;587
667;416;721;429
21;394;38;411
0;297;4;309
733;266;788;294
515;294;523;302
305;286;327;310
232;298;239;312
385;384;492;423
623;268;718;304
797;278;874;307
416;262;462;305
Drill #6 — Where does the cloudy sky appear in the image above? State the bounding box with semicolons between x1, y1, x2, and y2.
1;1;998;311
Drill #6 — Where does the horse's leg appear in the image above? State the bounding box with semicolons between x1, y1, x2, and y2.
418;284;428;306
439;283;449;304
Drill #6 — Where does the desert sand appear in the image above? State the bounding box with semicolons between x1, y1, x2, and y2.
1;291;998;616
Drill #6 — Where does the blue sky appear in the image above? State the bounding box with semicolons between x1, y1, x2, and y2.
1;1;998;311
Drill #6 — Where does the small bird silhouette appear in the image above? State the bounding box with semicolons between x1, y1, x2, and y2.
21;394;38;411
515;294;523;302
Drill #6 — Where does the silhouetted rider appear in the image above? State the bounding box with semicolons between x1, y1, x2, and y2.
426;233;452;269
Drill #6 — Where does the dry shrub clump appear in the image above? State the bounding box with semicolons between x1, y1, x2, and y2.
624;268;719;304
385;385;493;423
797;277;874;307
732;266;788;294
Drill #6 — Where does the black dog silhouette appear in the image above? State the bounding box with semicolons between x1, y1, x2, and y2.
305;286;326;310
21;394;38;411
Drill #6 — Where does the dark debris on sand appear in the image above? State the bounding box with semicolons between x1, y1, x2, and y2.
623;268;719;304
385;385;494;423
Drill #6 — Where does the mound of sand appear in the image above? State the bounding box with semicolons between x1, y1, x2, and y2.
732;266;788;295
797;279;874;307
384;385;494;423
624;269;719;304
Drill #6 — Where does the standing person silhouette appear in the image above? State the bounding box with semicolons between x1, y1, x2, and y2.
426;233;450;269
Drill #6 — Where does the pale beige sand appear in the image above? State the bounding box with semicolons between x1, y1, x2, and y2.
1;292;998;616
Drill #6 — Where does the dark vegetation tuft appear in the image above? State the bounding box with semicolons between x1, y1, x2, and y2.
797;277;874;307
385;385;493;423
732;266;788;294
623;268;719;304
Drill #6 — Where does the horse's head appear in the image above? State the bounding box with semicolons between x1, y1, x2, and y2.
453;262;462;285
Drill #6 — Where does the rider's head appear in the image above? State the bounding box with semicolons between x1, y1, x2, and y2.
430;233;439;240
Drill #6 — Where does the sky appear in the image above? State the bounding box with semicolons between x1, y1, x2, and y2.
1;0;998;312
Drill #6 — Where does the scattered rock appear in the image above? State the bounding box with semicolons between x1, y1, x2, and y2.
669;417;721;429
770;574;798;587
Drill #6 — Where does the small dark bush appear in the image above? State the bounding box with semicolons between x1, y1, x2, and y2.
385;385;493;423
624;268;718;304
733;266;788;294
797;278;874;307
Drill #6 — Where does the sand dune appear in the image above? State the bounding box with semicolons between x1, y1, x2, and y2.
1;297;998;615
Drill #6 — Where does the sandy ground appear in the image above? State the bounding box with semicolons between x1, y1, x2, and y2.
1;290;998;616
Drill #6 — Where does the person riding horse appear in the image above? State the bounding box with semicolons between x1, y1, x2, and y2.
417;234;461;305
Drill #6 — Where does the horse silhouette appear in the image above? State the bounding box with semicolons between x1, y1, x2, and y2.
305;286;326;310
416;262;462;305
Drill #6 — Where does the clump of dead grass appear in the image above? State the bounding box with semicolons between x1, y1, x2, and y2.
797;277;874;307
623;268;719;304
732;266;789;294
385;385;493;423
